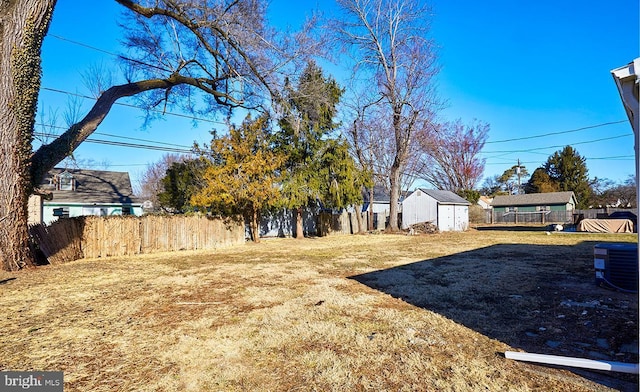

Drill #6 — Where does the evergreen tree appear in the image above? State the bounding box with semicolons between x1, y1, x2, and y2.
317;138;367;210
190;114;286;242
524;167;559;194
544;146;591;208
158;159;208;213
497;164;529;194
275;61;344;238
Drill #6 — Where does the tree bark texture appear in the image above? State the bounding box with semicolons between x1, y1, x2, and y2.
295;207;304;239
354;204;364;233
0;0;56;271
250;208;260;243
388;110;408;232
368;187;374;231
388;162;402;231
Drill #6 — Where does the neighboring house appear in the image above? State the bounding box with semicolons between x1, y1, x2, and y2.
31;168;143;224
401;189;470;232
491;191;577;223
492;191;577;213
478;195;493;210
362;185;405;230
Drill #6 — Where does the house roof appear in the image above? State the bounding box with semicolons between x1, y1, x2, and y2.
40;168;140;205
491;191;576;207
362;185;410;204
478;196;493;206
417;189;471;205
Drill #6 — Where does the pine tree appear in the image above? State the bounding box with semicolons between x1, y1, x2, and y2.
190;114;286;242
317;138;367;210
158;159;208;213
524;167;559;194
275;61;344;238
544;146;591;208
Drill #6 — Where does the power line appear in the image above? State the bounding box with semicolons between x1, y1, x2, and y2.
482;134;632;154
33;131;197;154
46;34;231;126
41;86;227;125
485;120;628;144
49;34;172;73
484;155;635;166
35;122;195;149
588;155;635;160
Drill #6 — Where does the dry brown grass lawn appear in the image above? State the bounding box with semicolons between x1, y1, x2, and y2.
0;228;637;391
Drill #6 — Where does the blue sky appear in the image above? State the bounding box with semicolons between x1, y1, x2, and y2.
36;1;639;191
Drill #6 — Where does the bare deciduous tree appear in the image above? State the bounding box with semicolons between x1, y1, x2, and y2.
416;119;489;192
137;153;188;210
0;0;309;271
333;0;440;231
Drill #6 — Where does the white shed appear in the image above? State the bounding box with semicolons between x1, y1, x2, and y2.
401;189;470;231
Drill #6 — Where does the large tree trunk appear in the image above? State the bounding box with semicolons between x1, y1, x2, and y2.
387;162;401;232
368;186;374;230
250;207;260;243
388;104;410;232
354;204;364;234
295;207;304;239
0;0;186;271
0;0;56;271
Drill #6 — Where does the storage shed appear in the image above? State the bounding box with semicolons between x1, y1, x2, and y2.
401;189;470;231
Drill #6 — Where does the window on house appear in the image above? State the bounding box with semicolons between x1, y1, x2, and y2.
53;207;69;218
122;207;132;216
57;171;74;191
82;207;108;216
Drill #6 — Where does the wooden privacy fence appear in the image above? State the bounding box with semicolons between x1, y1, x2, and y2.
30;215;245;264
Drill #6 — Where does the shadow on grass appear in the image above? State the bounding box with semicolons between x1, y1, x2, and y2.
349;241;639;391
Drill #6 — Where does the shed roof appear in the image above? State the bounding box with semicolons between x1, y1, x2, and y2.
40;168;140;205
492;191;576;207
417;189;470;205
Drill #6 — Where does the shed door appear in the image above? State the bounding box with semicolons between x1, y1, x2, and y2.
454;206;469;231
438;205;455;231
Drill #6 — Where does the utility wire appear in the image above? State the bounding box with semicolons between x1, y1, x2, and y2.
482;134;632;154
35;122;195;149
46;34;229;125
485;120;628;144
49;34;173;73
41;87;227;125
51;33;631;153
484;155;635;166
46;34;635;178
33;131;197;154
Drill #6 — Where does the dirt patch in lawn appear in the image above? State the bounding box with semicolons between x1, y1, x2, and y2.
0;229;637;391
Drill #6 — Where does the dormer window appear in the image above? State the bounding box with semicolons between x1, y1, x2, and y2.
58;171;75;191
